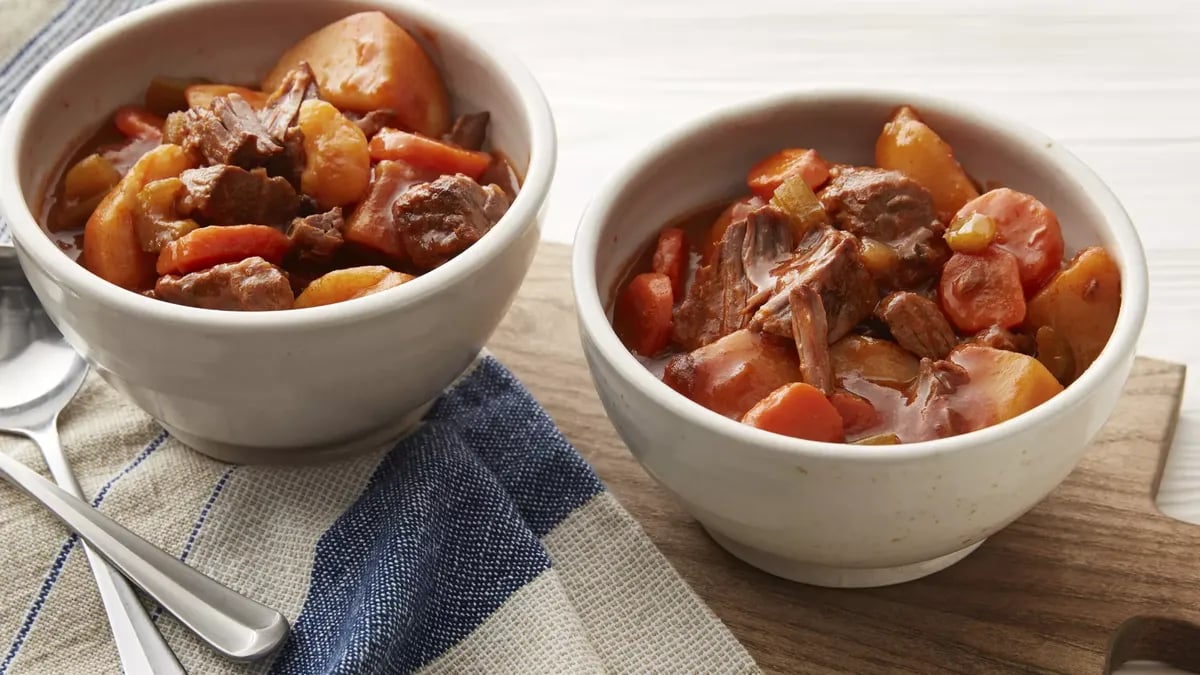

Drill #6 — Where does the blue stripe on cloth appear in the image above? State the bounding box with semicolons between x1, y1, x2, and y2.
0;430;169;675
150;465;239;623
270;357;605;675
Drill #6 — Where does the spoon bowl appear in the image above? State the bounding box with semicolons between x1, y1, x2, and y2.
0;248;89;430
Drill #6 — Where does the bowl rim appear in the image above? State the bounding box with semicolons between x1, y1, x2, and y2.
0;0;557;331
572;87;1149;463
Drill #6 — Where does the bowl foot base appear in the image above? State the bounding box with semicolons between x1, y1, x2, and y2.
704;527;984;588
161;400;434;465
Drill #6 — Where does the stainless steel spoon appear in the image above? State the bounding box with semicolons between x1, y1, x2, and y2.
0;247;289;663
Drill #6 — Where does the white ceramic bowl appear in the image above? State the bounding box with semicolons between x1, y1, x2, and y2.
0;0;555;463
573;91;1147;587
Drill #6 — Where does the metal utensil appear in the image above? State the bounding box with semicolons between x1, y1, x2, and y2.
0;248;289;662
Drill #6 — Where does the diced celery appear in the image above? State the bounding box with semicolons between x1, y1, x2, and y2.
770;171;829;237
944;212;997;254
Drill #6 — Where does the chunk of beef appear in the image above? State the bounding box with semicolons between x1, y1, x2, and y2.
968;325;1035;354
909;358;971;439
820;167;949;289
263;125;306;189
750;227;877;343
672;206;790;350
876;291;958;360
741;205;794;290
888;225;951;290
287;208;344;264
179;165;300;226
672;229;748;351
154;257;293;311
350;109;402;139
260;62;319;141
392;174;510;270
479;155;521;200
444;111;490;151
820;167;938;241
179;94;282;168
789;286;833;394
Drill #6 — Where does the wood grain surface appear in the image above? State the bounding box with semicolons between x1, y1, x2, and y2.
489;243;1199;674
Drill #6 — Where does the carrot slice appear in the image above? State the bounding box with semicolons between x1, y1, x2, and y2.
741;383;845;442
939;249;1026;333
954;188;1064;295
157;225;291;276
746;148;831;201
113;106;165;140
368;128;491;180
614;272;673;356
651;228;688;298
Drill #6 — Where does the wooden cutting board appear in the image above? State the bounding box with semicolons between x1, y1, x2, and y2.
487;243;1199;674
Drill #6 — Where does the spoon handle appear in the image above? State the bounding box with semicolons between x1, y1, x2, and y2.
0;449;288;661
24;424;185;675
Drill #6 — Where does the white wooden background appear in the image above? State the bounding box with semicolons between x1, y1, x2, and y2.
1;0;1197;671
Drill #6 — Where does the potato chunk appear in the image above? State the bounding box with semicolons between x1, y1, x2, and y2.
1025;246;1121;380
830;335;920;388
662;329;799;419
297;99;371;209
875;105;978;220
948;344;1064;431
83;144;198;290
264;11;450;137
294;266;414;308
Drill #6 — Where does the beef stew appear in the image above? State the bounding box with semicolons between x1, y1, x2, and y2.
614;105;1121;445
40;12;520;311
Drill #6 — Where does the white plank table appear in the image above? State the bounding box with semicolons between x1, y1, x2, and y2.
1;0;1196;671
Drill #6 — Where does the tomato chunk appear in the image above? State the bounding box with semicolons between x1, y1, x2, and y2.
157;225;291;276
746;148;831;201
939;249;1026;333
742;383;845;442
614;272;674;356
113;106;165;140
651;228;688;298
954;188;1064;295
368;129;491;180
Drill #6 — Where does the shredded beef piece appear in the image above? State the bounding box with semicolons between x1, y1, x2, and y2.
750;227;877;343
392;174;510;270
287;208;344;264
260;62;319;140
154;257;293;311
789;286;834;394
179;94;283;168
876;291;958;360
673;205;793;350
444;111;490;151
742;205;794;291
350;109;403;139
178;165;299;226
